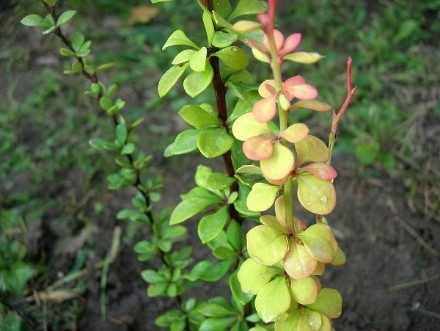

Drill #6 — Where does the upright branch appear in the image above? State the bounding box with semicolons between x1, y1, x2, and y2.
328;57;356;164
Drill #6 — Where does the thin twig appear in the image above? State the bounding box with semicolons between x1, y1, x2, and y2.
411;303;440;320
40;1;154;223
100;226;122;319
389;275;440;292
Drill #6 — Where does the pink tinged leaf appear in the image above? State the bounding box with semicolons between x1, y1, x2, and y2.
299;162;338;180
260;142;294;181
243;136;274;161
280;33;302;56
284;75;306;86
291;99;332;112
258;80;277;98
284;241;317;280
280;123;309;143
253;96;277;122
232;112;270;141
262;29;285;51
285;84;318;100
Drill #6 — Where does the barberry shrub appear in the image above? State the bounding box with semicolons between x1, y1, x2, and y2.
22;0;355;329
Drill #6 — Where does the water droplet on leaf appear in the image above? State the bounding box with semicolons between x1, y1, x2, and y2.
320;195;328;204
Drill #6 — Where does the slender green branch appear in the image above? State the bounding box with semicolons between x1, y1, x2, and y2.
40;2;155;223
37;1;190;314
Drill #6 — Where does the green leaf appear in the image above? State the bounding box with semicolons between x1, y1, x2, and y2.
121;143;135;155
190;47;208;72
213;0;233;18
206;172;235;191
42;15;56;34
297;224;338;264
197;128;233;158
162;225;187;240
43;0;57;5
198;206;229;244
295;135;329;165
172;49;197;65
226;220;242;252
198;302;235;317
290;277;319;305
89;138;118;151
163;30;198;50
20;14;44;27
141;269;167;283
208;231;237;260
170;189;221;225
255;276;291;323
178;105;219;128
229;0;267;20
274;309;301;330
3;263;35;293
212;11;234;29
57;10;76;26
331;247;346;266
229;91;260;123
134;240;157;262
297;174;336;215
212;30;238;48
306;288;342;319
158;64;189;97
187;259;233;282
229;271;253;308
247;225;288;266
195;165;236;191
214;46;249;71
164;129;201;157
246;182;279;212
117;208;149;223
183;62;214;97
202;11;215;44
237;258;278;295
60;48;76;57
148;282;168;297
199;317;236;331
115;123;128;145
70;31;84;51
